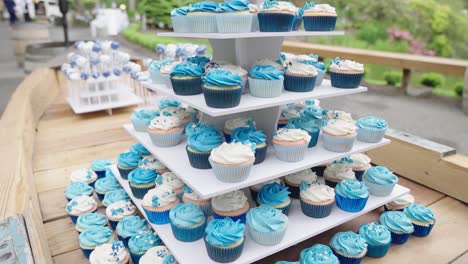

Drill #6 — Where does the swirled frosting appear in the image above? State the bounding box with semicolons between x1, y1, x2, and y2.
188;1;219;13
205;218;245;247
128;230;162;253
169;202;205;227
95;176;121;193
262;1;298;14
211;190;247;211
116;216;149;238
217;0;249;12
286;62;318;76
118;152;141;167
148;116;182;130
250;179;283;192
183;186;208;201
301;107;324;121
91;159;112;172
155;172;185;190
288;116;319;133
131;110;160;125
202;69;243;86
103;189;130;206
218;64;248;77
66;195;97;215
186;56;211;67
324;158;355;181
279;108;299;121
105;201;136;220
209;142;255;165
356;116;388;130
387;194;414;207
142;185;178;207
130;143;151;156
350;153;371;169
158;99;181;109
66;182;94;199
258;183;291;206
249;65;284;80
70;168;97;183
89;242;129;264
322;119;356;136
138;156;167;171
379;211;414;233
300;183;335;203
330;58;364;72
325;110;354;122
186;122;216;136
358;222;391;245
330;231;367;256
231;127;267;145
77;213;107;230
79;226;113;247
187;128;223;152
170;63;204;77
304;3;336;15
335;179;369;199
285;169;317;185
300;244;339;264
363;166;398;185
128;168;158;184
274;128;311;142
247;204;288;232
403;204;435;223
171;6;189;16
139;246;176;264
254;59;284;70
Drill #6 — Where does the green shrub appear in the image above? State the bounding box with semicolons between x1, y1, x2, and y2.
383;71;402;86
455;82;463;97
419;73;445;88
357;23;388;44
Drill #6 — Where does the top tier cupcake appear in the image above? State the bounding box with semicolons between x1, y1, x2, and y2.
216;0;253;33
258;1;298;32
329;57;364;88
187;1;219;33
303;2;337;31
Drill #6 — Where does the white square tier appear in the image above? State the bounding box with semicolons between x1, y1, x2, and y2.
157;31;345;39
112;165;409;264
124;124;390;199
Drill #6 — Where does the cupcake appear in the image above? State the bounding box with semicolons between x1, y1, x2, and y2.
66;195;98;224
79;226;113;258
155;172;186;199
95;176;121;201
309;61;327;86
182;186;212;216
323;157;355;188
169;63;205;96
91;159;112;178
70;168;98;187
158;98;181;110
379;211;414;244
324;109;354;123
356;116;388;143
149;60;174;85
248;65;284;98
187;1;219;33
217;64;249;90
278;107;299;129
258;1;298;32
287;116;320;148
102;189;130;207
358;222;391;258
147;116;184;147
202;70;243;109
293;8;303;30
273;127;311;162
300;183;335;218
142;185;179;225
128;168;158;199
362;166;398;196
216;0;253;33
329;58;364;89
255;58;284;70
384;194;415;211
223;118;254;142
116;215;150;247
335;179;369;212
65;182;94;201
169;202;207;242
117;152;141;180
105;201;137;229
321;119;357;153
330;231;368;264
139;245;176;264
186;126;223;169
300;244;339;264
249;3;259;31
138;155;169;175
303;3;337;31
211;190;250;223
204;218;245;263
284;62;318;92
247;204;288;246
403;204;436;237
349;153;371;181
160;106;192;127
128;231;162;263
131;109;160;132
89;241;130;264
300;106;324;128
231;123;268;164
258;183;291;215
187;56;211;68
130;143;151;158
171;6;190;33
209;142;255;183
76;212;108;233
249;179;283;205
284;169;318;199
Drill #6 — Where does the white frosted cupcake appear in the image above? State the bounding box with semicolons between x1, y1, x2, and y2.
66;195;98;224
385;194;415;211
324;158;356;187
147;116;184;147
105;201;137;229
329;58;365;88
211;190;250;223
155;172;186;199
300;183;335;218
209;142;255;183
284;62;318;92
284;169;318;199
70;168;98;187
321;119;357;152
142;185;179;225
89;242;130;264
138;155;169;175
350;153;372;181
140;246;177;264
273;128;311;162
325;110;354;123
254;59;284;70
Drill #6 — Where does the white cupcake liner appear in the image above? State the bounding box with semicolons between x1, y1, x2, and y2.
132;118;148;132
188;14;218;33
216;13;253;33
322;133;356;153
357;127;387;143
171;16;190;33
209;158;254;183
315;69;325;86
251;14;259;32
248;226;287;246
363;178;396;196
148;130;183;147
273;143;308;162
248;77;284;98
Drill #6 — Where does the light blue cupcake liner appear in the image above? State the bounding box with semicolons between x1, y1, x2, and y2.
216;13;253;33
129;249;145;264
412;222;434;237
143;207;171;225
205;237;245;263
331;248;365;264
336;193;368;213
131;118;149;133
212;211;247;224
209;159;254;183
188;14;217;33
251;14;259;32
170;218;207;242
130;182;156;199
315;68;325;86
273;143;308;162
390;231;411;244
322;133;356;153
248;77;284;98
362;179;396;197
148;129;183;147
248;226;287;246
171;16;190;33
330;71;363;89
149;69;165;85
366;242;391;258
357;127;387;143
300;199;334;218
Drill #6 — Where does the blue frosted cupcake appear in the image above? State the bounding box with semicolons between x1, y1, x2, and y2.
284;169;317;199
278;107;299;129
187;1;219;33
379;211;414;244
147;115;184;147
66;195;98;224
276;261;299;264
204;218;245;263
247;204;288;246
128;231;162;263
335;179;369;212
182;186;212;216
158;98;181;109
186;126;223;169
288;116;320;148
128;168;158;199
329;58;364;89
358;222;391;258
223;118;254;142
356;116;388;143
403;204;436;237
116;215;149;247
91;159;112;178
212;190;250;223
185;121;215;138
65;181;94;201
258;1;298;32
273;127;311;162
350;153;372;181
216;0;253;33
300;183;335;218
258;183;292;215
76;212;108;233
209;142;255;183
330;231;368;264
130;143;151;158
169;202;207;242
171;6;190;33
94;176;121;201
169;63;204;96
105;201;137;229
187;56;211;68
89;241;130;264
142;185;180;225
149;60;174;84
284;62;318;92
231;122;268;164
105;168;115;178
102;189;130;207
202;69;243;108
303;3;337;31
79;226;113;258
248;65;284;98
117;152;141;180
70;168;98;188
131;109;160;132
362;166;398;196
300;244;339;264
321;119;357;153
293;8;303;30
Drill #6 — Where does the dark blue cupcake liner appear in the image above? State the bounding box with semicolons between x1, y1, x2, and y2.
285;182;300;199
284;74;317;92
303;15;337;31
412;222;434;237
129;249;145;264
109;219;119;230
336;193;368;212
300;200;334;218
330;71;363;89
88;181;96;188
96;191;105;201
212;211;247;224
186;146;211;169
331;248;365;264
311;165;326;177
293;17;303;30
307;128;320;148
249;189;259;204
143;207;171;225
258;12;296;32
205;237;245;263
325;179;339;188
366;242;391;258
118;166;136;180
354;170;365;181
390;231;411;245
117;235;131;248
202;84;243;108
254;144;268;165
69;214;79;224
223;132;232;143
171;76;203;96
383;205;405;212
129;182;155;199
277;122;288;130
94;170;106;179
170;218;207;242
80;247;94;259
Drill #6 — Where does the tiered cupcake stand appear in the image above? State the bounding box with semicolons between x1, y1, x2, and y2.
114;31;410;264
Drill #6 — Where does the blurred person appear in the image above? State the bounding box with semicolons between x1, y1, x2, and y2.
4;0;16;24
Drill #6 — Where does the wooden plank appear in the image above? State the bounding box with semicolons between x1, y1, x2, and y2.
53;249;89;264
451;251;468;264
35;163;98;193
